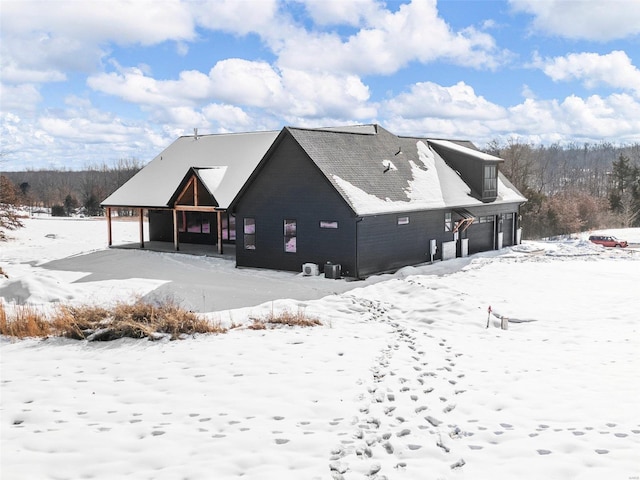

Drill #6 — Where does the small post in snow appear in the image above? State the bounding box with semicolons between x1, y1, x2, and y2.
486;305;491;328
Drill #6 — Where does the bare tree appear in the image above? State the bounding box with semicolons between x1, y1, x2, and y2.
0;175;24;240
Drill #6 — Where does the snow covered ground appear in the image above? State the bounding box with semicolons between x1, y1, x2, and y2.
1;217;639;480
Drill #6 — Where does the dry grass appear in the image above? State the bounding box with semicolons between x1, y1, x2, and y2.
248;308;321;330
1;299;226;341
0;303;52;338
1;300;320;341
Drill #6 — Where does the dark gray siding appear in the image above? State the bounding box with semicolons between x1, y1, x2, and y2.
234;134;358;275
149;210;173;242
357;210;449;277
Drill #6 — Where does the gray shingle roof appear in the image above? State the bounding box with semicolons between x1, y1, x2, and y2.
287;126;525;215
104;124;525;215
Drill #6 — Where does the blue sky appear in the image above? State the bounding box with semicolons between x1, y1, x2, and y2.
1;0;640;171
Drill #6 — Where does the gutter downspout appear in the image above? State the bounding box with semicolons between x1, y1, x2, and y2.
355;217;363;279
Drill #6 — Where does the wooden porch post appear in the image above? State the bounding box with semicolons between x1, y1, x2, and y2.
139;208;145;248
106;207;113;246
173;209;180;251
217;210;223;255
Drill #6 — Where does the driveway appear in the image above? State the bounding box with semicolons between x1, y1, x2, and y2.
41;248;364;312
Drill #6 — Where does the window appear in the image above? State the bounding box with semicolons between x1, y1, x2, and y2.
483;165;497;197
397;216;409;225
320;221;339;229
178;212;210;234
243;218;256;250
444;212;452;231
222;214;236;241
478;215;494;223
284;219;297;253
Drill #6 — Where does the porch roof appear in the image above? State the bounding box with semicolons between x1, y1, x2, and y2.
102;130;279;209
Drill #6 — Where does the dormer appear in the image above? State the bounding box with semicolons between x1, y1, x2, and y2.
427;139;503;203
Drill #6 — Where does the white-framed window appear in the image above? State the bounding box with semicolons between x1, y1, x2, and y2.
243;217;256;250
320;221;338;229
284;219;297;253
397;216;409;225
444;212;452;231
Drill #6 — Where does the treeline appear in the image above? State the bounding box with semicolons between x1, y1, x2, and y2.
485;140;640;239
2;159;142;217
3;144;640;240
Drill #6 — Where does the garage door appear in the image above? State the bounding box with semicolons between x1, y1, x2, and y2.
467;215;494;254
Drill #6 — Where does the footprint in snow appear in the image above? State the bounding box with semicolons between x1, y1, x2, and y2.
425;416;442;427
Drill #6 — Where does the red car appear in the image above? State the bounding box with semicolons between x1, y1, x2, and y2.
589;235;628;248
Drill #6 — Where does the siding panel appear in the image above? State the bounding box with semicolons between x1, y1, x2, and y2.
234;134;358;275
357;210;450;277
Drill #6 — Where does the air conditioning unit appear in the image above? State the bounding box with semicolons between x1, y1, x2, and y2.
324;262;341;279
302;263;319;276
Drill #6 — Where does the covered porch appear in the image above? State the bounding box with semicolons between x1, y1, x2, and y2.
105;207;234;256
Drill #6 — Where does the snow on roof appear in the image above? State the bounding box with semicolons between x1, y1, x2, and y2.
194;167;227;202
104;125;525;214
102;131;279;209
497;175;527;203
295;128;523;215
428;138;504;162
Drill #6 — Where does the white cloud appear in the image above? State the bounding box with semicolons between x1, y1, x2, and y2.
208;60;284;107
521;84;536;99
0;0;196;84
0;99;173;170
1;0;195;46
0;83;42;113
87;59;375;122
191;0;279;35
274;0;506;75
535;51;640;97
502;93;640;144
385;81;507;120
296;0;385;26
279;69;375;119
383;84;640;145
509;0;640;41
202;104;253;131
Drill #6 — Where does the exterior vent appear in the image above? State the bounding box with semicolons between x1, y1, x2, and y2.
302;263;319;276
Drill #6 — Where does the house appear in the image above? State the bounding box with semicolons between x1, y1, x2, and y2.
102;125;526;278
230;125;526;278
101;130;279;253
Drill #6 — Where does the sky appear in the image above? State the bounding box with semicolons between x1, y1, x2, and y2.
1;0;640;171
